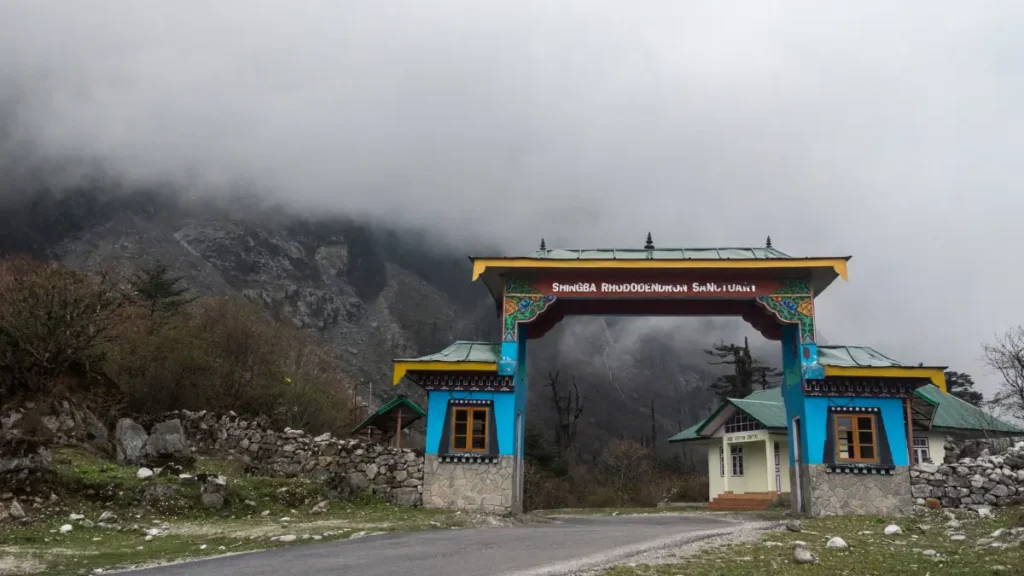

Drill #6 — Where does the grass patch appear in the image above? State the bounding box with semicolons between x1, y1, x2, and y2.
0;447;466;575
602;509;1024;576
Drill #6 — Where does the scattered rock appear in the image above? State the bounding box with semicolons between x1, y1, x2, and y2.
200;475;228;509
59;524;73;534
142;484;176;503
884;525;902;535
388;487;421;508
310;500;330;514
98;511;118;524
924;498;942;509
785;519;802;532
9;500;25;519
922;549;937;557
145;535;153;541
115;418;149;464
274;535;297;543
950;535;967;542
136;468;154;480
144;419;192;464
793;542;817;564
826;537;848;549
69;513;85;521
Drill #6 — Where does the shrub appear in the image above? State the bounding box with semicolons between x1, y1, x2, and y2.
105;296;356;435
0;256;123;397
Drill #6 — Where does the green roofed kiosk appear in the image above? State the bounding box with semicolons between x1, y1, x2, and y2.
350;396;426;449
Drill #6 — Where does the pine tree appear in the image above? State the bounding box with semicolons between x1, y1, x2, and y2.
130;260;193;316
944;370;984;406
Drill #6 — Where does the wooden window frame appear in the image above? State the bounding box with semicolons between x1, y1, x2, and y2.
450;407;489;453
724;412;761;434
834;413;880;464
719;447;725;477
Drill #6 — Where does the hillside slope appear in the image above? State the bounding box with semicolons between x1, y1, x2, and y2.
0;180;750;455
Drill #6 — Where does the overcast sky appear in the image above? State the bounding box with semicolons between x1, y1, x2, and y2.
2;1;1023;396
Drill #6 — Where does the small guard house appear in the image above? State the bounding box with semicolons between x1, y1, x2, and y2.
392;237;961;516
672;346;1020;513
350;395;426;449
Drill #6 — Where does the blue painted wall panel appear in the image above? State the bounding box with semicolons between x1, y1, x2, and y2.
803;396;909;466
780;324;806;468
424;389;516;456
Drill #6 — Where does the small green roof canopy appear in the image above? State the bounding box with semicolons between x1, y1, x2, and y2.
351;395;426;437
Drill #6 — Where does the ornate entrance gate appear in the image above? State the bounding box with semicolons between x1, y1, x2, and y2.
392;237;946;515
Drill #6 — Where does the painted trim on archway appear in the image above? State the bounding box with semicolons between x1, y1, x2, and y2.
392;361;498;385
823;366;947;393
471;258;850;282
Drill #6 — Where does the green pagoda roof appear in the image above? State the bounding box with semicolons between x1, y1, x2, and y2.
521;247;795;260
350;395;426;436
392;341;502;385
817;345;907;367
669;383;1021;443
394;341;501;364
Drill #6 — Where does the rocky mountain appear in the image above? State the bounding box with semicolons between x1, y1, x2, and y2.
0;176;761;457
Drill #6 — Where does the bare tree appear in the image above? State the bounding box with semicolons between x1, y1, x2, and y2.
982;327;1024;421
546;370;585;456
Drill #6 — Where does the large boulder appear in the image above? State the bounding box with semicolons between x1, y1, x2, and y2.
144;419;191;464
115;418;149;464
387;488;421;507
200;476;228;509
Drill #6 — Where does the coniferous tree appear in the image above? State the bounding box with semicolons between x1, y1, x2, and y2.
944;370;984;406
704;337;781;399
130;260;193;316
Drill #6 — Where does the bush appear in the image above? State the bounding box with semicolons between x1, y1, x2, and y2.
523;439;709;511
105;296;356;435
0;257;123;397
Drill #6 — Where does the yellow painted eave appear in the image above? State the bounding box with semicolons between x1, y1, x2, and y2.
392;361;498;386
823;365;948;393
471;258;849;282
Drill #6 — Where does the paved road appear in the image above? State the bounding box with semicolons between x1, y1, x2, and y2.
125;514;742;576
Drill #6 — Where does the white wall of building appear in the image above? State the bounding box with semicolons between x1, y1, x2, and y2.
703;436;786;500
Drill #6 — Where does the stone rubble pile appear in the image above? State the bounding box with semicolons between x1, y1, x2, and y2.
135;410;425;506
911;441;1024;509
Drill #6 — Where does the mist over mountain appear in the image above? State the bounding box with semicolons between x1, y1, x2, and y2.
0;161;771;453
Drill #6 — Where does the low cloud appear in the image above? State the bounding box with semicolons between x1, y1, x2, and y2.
2;1;1022;393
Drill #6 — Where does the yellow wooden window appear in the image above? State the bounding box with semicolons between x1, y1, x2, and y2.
451;407;488;452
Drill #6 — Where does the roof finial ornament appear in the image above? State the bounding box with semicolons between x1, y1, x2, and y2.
540;238;546;252
645;232;655;250
765;235;773;249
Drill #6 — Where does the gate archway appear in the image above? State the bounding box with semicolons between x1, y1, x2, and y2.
393;237;946;516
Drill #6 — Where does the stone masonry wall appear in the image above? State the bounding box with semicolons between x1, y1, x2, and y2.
911;440;1024;510
942;436;1024;464
143;410;425;506
423;455;514;515
807;465;914;516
